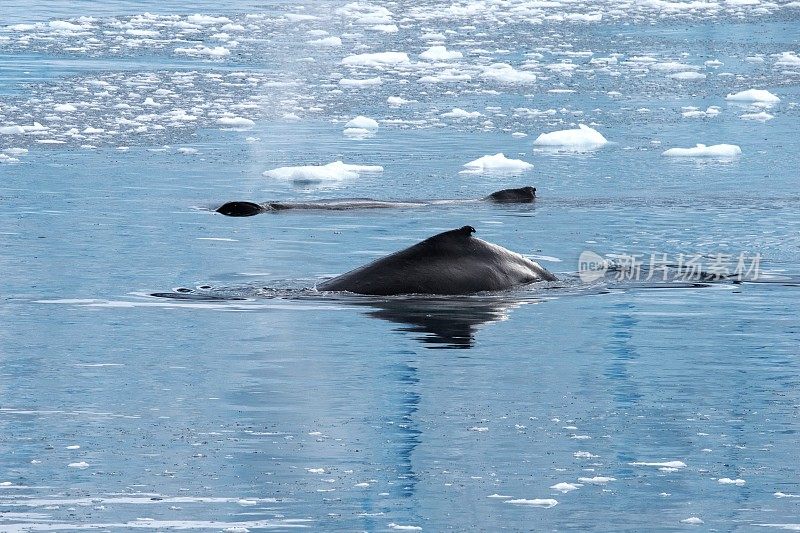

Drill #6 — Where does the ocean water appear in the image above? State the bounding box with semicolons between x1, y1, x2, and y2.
2;1;800;531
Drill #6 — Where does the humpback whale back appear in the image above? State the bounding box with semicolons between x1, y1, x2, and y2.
318;226;556;295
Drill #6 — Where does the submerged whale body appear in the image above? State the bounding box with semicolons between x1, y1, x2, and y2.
318;226;556;295
215;186;537;217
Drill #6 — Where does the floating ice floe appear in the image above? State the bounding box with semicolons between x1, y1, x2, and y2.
682;106;721;118
681;517;704;525
0;122;48;135
550;482;582;493
481;63;536;83
387;96;411;106
174;45;231;57
740;111;774;122
344;116;379;129
718;478;746;486
577;476;616;484
629;460;687;469
341;52;410;66
309;36;342;47
339;77;383;86
263;161;383;183
419;45;463;61
54;103;78;112
774;51;800;67
216;116;255;130
387;524;422;531
533;124;608;149
460;153;533;175
441;108;482;118
662;143;741;158
725;89;780;103
669;71;706;80
506;498;558;508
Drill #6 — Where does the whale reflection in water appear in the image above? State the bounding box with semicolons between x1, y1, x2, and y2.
355;297;541;349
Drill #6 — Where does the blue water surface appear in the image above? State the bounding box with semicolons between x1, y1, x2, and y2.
1;1;800;531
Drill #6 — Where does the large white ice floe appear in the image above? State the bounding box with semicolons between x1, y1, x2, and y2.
533;124;608;149
419;46;462;61
662;143;742;158
725;89;780;103
460;153;533;175
263;161;384;182
480;63;537;83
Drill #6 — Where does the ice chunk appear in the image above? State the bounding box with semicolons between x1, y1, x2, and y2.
740;111;774;121
550;482;582;493
681;517;704;525
481;63;536;83
387;524;422;531
533;124;608;148
342;52;410;66
774;51;800;67
629;461;687;469
175;45;231;57
216;116;255;129
309;36;342;47
54;103;77;112
506;498;558;508
441;108;482;118
344;116;379;129
420;46;463;61
669;71;706;80
718;478;746;485
387;96;411;105
577;476;616;484
339;77;383;86
662;144;741;158
725;89;780;103
460;153;533;174
263;161;383;182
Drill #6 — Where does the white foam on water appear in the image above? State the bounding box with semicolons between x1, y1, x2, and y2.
662;143;741;158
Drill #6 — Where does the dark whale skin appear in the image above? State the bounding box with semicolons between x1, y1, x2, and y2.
317;226;556;296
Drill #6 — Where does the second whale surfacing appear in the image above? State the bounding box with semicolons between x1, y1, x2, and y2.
318;225;556;296
216;186;536;217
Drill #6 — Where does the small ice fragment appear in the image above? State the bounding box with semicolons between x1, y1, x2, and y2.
718;478;746;486
662;144;741;158
68;462;89;469
344;116;379;129
387;524;422;531
460;153;532;174
469;427;489;432
629;461;686;469
550;482;581;493
420;45;462;61
681;517;704;525
216;117;255;129
264;161;382;182
342;52;410;66
487;493;512;499
387;96;411;105
441;108;482;118
577;476;615;484
574;451;598;458
54;103;77;112
506;498;558;508
740;111;774;122
306;468;326;474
